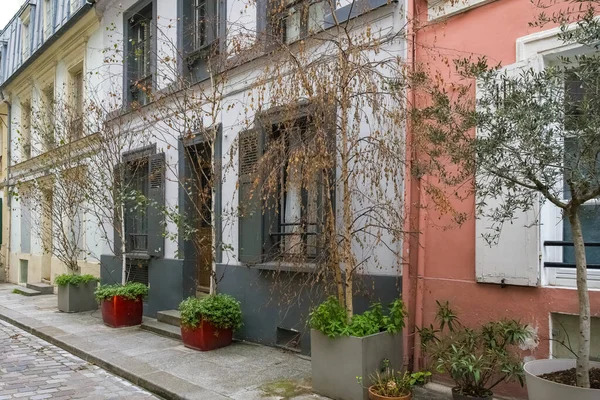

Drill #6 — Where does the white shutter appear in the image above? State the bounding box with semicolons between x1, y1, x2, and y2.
475;57;543;287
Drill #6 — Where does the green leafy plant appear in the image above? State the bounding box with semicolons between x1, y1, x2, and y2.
54;274;99;287
309;296;406;338
420;301;532;397
358;360;431;397
94;282;149;302
179;294;243;330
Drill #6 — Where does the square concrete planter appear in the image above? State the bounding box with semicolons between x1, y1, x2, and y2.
57;281;98;313
311;329;403;400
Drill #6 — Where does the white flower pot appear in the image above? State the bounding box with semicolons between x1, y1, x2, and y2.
524;359;600;400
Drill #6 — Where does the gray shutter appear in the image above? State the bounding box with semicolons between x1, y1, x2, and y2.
147;152;165;258
238;128;263;263
475;59;541;287
182;0;193;55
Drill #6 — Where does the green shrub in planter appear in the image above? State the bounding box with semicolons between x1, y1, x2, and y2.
95;282;149;302
309;296;406;338
179;294;243;330
55;274;99;287
55;274;99;313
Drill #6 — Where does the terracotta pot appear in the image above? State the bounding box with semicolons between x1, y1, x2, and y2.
451;387;492;400
368;386;412;400
181;319;233;351
101;295;143;328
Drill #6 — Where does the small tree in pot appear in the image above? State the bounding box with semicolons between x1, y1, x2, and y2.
95;282;148;328
178;294;242;351
419;302;531;400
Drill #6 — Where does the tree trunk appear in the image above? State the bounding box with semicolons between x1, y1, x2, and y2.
120;202;127;286
567;206;591;388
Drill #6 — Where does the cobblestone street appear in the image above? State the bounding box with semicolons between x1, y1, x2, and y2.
0;320;157;399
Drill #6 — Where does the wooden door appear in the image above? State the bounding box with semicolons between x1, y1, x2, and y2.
193;144;212;294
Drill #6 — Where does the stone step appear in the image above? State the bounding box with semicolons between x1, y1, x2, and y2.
13;287;41;296
141;318;182;340
156;310;181;327
26;283;54;295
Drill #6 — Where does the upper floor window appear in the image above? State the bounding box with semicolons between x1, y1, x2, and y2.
126;4;153;107
267;0;327;45
69;67;84;141
41;83;56;150
44;0;54;40
182;0;218;83
21;102;31;161
21;19;30;60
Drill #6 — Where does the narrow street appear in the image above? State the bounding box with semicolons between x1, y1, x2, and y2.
0;320;156;399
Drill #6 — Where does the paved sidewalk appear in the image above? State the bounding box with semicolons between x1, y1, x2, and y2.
0;283;451;400
0;319;156;399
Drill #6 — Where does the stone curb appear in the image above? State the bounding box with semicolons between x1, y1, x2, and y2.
0;305;210;400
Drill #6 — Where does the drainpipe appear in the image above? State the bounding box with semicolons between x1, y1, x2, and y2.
410;0;427;372
401;0;428;372
2;99;11;283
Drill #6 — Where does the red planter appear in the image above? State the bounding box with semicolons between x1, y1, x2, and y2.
101;295;143;328
181;320;233;351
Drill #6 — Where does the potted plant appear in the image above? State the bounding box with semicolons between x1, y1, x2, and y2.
420;301;531;400
95;282;148;328
178;294;242;351
55;274;99;313
310;297;406;400
359;361;431;400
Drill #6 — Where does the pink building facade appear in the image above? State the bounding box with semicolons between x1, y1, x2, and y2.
403;0;600;397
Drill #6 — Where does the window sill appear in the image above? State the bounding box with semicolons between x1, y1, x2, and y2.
251;261;316;273
125;252;150;260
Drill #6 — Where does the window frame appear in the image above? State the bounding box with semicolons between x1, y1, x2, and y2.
179;0;222;84
266;0;328;46
123;0;157;108
540;59;600;289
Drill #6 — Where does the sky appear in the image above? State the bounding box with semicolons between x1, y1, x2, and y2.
0;0;25;32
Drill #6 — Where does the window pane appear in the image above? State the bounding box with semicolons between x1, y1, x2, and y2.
308;1;325;34
563;205;600;265
285;8;301;43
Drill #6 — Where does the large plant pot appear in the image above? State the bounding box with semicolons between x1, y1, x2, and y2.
368;386;411;400
524;359;600;400
451;387;492;400
57;281;98;313
311;329;403;400
180;320;233;351
101;295;143;328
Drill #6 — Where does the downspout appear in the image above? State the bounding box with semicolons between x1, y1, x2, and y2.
401;0;428;372
410;0;427;372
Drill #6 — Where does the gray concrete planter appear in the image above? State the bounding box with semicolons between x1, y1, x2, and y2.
57;281;98;313
524;359;600;400
311;329;403;400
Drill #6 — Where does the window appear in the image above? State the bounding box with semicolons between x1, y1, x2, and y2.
21;102;31;160
120;147;165;257
21;19;30;60
268;0;327;45
182;0;218;82
125;158;149;253
238;111;333;264
544;74;600;289
44;0;54;40
267;117;322;260
69;68;84;141
126;5;153;106
41;84;55;150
